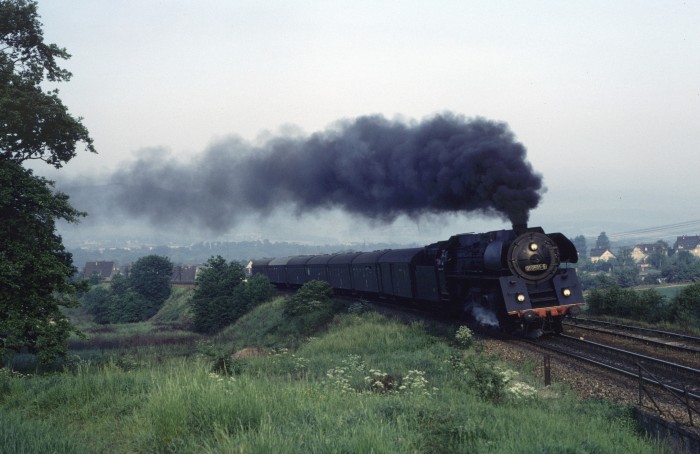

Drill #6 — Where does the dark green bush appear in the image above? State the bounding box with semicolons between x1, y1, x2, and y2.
191;257;274;333
669;282;700;327
586;283;669;322
661;251;700;283
127;255;173;311
284;280;333;316
78;256;174;324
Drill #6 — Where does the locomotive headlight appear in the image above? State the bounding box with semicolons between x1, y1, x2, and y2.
529;243;538;251
516;293;526;303
562;288;571;297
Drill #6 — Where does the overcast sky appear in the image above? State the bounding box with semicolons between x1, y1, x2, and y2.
33;1;700;246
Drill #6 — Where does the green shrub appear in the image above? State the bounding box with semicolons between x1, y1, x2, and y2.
285;280;333;316
109;290;151;323
454;325;474;349
77;256;174;325
81;286;112;323
191;256;246;333
669;282;700;327
462;354;507;402
586;282;669;322
128;255;173;313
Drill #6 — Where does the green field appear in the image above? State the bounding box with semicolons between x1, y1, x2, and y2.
0;296;665;453
640;283;688;300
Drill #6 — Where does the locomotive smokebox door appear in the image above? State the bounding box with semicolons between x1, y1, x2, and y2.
506;231;560;284
498;276;532;313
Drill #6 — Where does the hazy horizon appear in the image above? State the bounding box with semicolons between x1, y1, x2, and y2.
30;1;698;247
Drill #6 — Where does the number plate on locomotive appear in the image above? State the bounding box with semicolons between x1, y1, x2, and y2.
524;264;548;272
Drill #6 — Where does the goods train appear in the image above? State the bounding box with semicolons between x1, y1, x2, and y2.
251;224;584;337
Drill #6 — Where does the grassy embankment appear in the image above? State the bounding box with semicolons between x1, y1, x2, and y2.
0;292;664;453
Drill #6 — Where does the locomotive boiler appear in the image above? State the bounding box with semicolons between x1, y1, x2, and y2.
251;224;584;337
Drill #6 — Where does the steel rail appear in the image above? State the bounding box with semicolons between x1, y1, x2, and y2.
558;334;700;377
520;338;700;402
572;317;700;343
562;321;700;354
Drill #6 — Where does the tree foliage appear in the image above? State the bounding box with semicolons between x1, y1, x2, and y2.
661;251;700;283
0;160;86;362
609;247;640;288
572;235;587;260
1;0;95;363
612;266;640;288
191;256;273;333
647;240;669;269
285;280;334;316
241;274;275;307
579;272;615;292
614;247;635;267
127;255;173;317
80;256;173;324
586;282;669;322
669;282;700;327
1;0;94;167
80;285;112;324
595;232;611;250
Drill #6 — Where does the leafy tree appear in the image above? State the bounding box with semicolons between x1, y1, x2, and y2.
110;273;130;297
109;290;150;323
573;235;587;258
285;280;334;316
127;255;173;318
224;276;274;325
80;286;112;324
1;0;94;363
191;256;246;333
647;240;669;269
585;273;617;291
661;251;700;283
586;280;622;315
611;247;640;288
238;274;275;308
595;232;611;250
1;0;95;167
614;247;635;267
79;264;173;324
613;266;640;288
0;161;86;363
669;282;700;327
635;288;670;323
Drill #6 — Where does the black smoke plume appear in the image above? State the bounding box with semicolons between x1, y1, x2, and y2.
110;113;544;233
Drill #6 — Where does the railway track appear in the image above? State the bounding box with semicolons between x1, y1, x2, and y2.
564;317;700;352
562;318;700;371
518;331;700;428
539;335;700;399
562;322;700;360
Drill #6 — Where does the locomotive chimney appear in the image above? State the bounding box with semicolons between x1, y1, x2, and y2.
512;223;528;234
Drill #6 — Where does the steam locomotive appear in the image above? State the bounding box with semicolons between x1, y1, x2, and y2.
251;224;584;337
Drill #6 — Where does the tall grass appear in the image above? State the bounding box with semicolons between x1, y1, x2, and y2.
0;300;665;453
0;411;90;453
